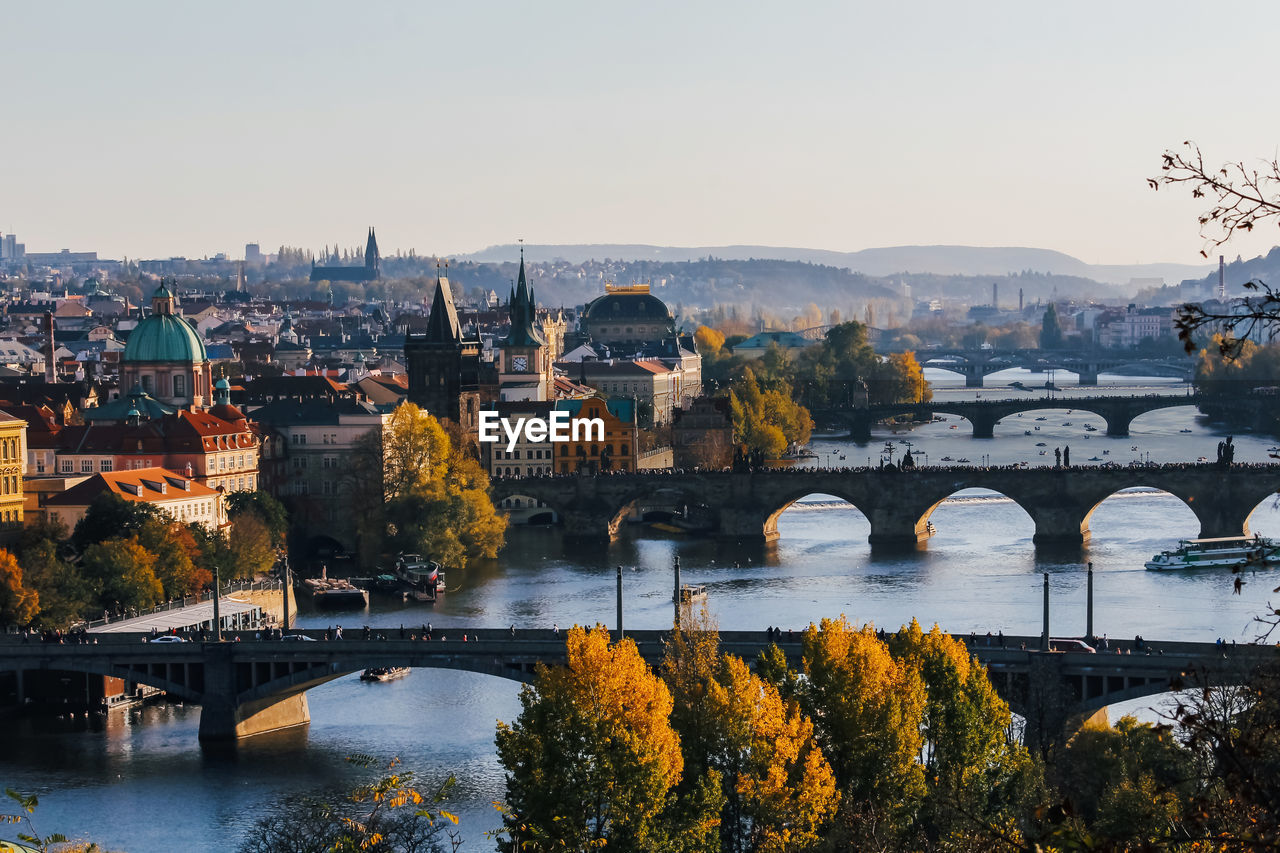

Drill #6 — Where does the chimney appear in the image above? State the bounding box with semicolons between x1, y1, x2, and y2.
43;312;55;383
1218;255;1226;300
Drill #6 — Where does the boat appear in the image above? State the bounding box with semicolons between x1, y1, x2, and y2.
1146;536;1280;571
303;577;369;609
677;583;707;604
360;667;410;682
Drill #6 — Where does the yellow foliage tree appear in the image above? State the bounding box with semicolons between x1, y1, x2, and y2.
0;547;38;626
496;626;686;852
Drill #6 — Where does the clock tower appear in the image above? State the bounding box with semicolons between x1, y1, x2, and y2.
497;249;549;401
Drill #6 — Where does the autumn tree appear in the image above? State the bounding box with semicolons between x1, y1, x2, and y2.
348;402;505;569
729;368;812;459
80;536;164;612
496;625;693;852
0;548;38;626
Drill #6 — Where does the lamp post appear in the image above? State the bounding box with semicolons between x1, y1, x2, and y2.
616;565;624;640
213;566;222;642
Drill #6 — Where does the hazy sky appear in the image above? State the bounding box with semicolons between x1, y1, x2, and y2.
6;1;1280;265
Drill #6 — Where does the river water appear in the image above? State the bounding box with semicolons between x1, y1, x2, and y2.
5;373;1280;852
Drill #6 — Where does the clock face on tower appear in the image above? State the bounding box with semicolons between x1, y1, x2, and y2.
512;355;528;372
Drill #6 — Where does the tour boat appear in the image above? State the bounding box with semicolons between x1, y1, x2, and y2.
360;667;410;682
1145;536;1280;571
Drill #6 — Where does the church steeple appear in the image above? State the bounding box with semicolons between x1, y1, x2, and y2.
365;227;380;274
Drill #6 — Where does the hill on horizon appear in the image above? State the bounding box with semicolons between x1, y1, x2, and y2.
460;243;1212;286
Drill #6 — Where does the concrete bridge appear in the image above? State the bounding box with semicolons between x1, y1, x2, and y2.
912;349;1194;388
812;392;1202;440
490;463;1278;546
1;630;1270;748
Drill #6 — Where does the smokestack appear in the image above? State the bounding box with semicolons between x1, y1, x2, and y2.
992;282;998;309
1218;255;1226;300
43;312;55;383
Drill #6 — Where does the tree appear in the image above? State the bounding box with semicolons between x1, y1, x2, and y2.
80;537;163;612
1151;142;1280;353
71;493;160;553
1040;303;1064;349
728;368;812;459
0;548;38;626
694;325;725;356
496;626;687;852
349;403;505;569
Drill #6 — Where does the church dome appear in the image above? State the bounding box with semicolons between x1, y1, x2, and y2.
123;284;208;364
124;314;208;363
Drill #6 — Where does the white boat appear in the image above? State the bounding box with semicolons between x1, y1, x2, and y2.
1145;536;1280;571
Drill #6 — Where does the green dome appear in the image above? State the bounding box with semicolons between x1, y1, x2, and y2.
123;314;208;363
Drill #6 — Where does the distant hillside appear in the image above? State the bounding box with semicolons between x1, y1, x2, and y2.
462;243;1212;286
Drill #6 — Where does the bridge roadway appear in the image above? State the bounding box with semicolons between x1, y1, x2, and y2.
490;463;1280;545
811;392;1201;440
0;630;1272;745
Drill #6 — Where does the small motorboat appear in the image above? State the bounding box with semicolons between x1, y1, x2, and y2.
361;667;410;682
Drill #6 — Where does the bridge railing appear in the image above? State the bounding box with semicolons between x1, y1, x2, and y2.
78;579;285;630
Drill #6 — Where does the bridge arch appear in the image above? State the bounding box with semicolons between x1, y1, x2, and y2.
763;489;874;543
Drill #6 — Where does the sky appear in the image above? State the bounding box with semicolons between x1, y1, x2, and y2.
5;0;1280;265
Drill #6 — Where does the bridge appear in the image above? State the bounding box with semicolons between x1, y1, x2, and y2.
811;392;1202;440
490;463;1278;546
909;349;1194;388
1;630;1270;749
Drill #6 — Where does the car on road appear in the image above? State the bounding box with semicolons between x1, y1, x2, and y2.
148;635;189;643
1048;638;1096;653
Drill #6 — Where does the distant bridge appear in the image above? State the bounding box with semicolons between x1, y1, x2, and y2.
1;630;1270;748
490;463;1280;546
810;392;1202;440
903;348;1194;387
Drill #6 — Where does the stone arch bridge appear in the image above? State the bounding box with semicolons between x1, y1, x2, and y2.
490;464;1280;546
0;631;1270;748
812;393;1201;440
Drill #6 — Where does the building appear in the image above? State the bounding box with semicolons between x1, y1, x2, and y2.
497;254;552;401
0;411;26;542
121;282;213;407
309;228;380;282
247;397;390;556
672;397;734;470
550;397;639;474
404;275;488;430
40;467;225;531
579;283;676;346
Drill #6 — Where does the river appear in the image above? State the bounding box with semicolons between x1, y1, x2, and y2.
4;374;1279;852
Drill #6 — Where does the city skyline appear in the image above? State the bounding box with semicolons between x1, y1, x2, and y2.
6;1;1280;265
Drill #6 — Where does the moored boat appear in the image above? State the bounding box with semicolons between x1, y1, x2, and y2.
1145;535;1280;571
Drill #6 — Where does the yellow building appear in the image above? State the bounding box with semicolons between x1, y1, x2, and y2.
0;410;27;542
